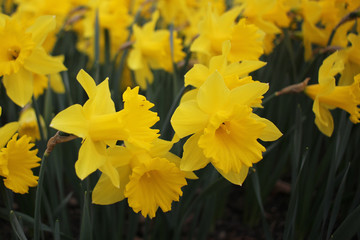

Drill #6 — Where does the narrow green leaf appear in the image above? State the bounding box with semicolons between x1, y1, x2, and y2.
283;149;309;240
10;211;27;240
54;219;60;240
79;191;92;240
331;203;360;240
250;172;273;240
60;71;73;106
32;95;45;143
327;163;351;239
126;209;139;240
34;153;49;240
53;192;73;217
44;83;53;127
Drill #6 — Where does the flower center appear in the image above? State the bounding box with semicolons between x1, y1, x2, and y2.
218;122;231;135
7;46;20;60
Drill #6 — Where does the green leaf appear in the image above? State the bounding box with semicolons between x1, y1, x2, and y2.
79;191;93;240
327;163;350;239
34;153;49;240
331;203;360;240
251;172;273;240
10;211;27;240
54;219;60;240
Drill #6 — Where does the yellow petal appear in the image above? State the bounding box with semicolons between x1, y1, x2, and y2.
2;68;33;107
82;79;116;117
26;15;56;46
229;81;269;107
215;165;249;186
106;145;132;169
319;51;344;88
77;69;97;98
180;89;197;103
197;71;230;114
184;64;209;88
190;35;211;56
75;139;106;180
180;132;210;172
99;159;120;188
50;104;88;138
233;60;267;77
149;138;176;157
171;100;209;138
92;165;131;205
24;47;67;75
50;73;65;93
128;48;144;70
251;114;282;141
313;98;334;137
0;122;19;148
165;152;198;180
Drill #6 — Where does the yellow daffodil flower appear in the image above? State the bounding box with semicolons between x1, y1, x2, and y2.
305;52;360;136
171;71;282;185
0;134;40;194
127;11;185;89
92;137;195;218
0;15;67;107
18;107;46;142
50;70;159;186
191;5;264;64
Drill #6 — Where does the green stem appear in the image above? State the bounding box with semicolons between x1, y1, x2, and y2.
0;180;11;212
160;86;187;138
173;176;226;240
33;152;49;240
32;96;45;145
262;92;277;105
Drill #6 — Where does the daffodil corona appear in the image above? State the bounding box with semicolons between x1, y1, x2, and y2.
0;134;40;194
92;137;195;218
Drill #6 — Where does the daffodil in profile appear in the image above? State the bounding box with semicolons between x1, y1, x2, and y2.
305;52;360;136
0;15;67;107
0;134;41;194
50;70;159;186
171;71;282;185
92;137;194;218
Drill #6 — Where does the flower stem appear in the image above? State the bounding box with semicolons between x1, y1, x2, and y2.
32;96;45;143
33;152;49;240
